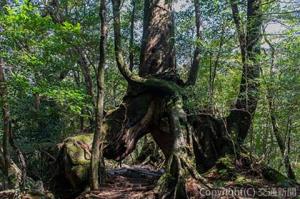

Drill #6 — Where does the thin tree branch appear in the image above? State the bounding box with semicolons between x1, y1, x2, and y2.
186;0;202;86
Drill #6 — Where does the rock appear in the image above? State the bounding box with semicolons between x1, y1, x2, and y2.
59;134;94;189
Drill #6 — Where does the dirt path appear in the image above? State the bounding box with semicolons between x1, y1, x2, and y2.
76;166;163;199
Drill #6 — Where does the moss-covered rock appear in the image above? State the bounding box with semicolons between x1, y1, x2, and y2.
64;134;93;165
60;134;93;189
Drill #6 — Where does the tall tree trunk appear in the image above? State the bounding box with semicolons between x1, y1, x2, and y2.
77;49;94;101
0;61;25;190
139;0;176;76
0;59;11;188
90;0;107;190
228;0;262;144
8;122;27;190
229;0;246;64
235;0;261;114
186;0;202;86
268;98;296;180
110;1;189;198
209;25;225;110
76;49;95;129
129;0;135;71
264;34;296;180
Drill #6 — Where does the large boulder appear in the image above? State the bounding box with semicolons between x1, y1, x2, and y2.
59;134;94;189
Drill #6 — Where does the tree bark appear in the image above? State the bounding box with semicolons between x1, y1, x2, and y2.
90;0;107;190
139;0;176;76
8;123;27;190
264;34;296;180
268;98;296;180
0;59;11;188
228;0;262;144
209;25;225;110
111;0;181;94
186;0;202;86
235;0;261;114
129;0;135;71
229;0;246;64
76;48;94;101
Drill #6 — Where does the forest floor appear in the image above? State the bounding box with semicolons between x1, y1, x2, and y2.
75;165;208;199
0;163;299;198
0;158;299;198
76;165;163;199
75;160;300;199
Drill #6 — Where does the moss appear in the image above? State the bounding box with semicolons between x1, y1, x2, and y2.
216;155;235;170
234;175;260;186
64;134;93;165
210;155;238;181
71;164;89;181
144;78;183;96
157;173;174;183
66;134;94;144
155;173;177;192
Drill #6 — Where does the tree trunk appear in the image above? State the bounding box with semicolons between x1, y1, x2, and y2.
209;25;225;111
76;49;95;128
229;0;246;64
0;146;22;190
77;49;94;101
191;0;263;173
110;1;189;198
139;0;176;76
262;29;296;180
8;123;27;190
90;0;107;190
264;34;296;180
268;98;296;180
229;0;262;144
186;0;202;86
129;0;135;71
0;59;11;188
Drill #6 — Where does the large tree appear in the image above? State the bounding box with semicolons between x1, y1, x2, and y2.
61;0;264;197
107;0;262;194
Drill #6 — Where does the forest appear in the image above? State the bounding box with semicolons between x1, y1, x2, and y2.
0;0;299;198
